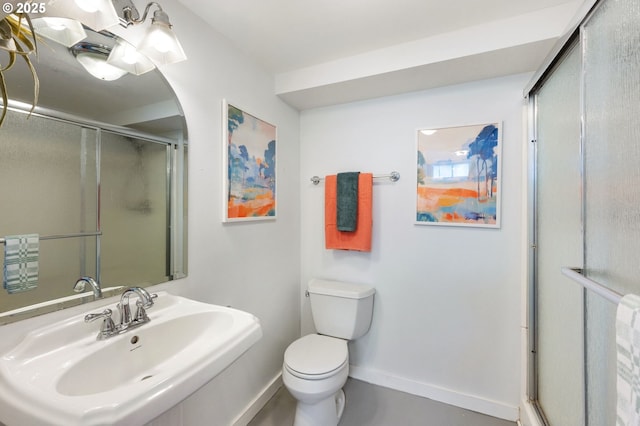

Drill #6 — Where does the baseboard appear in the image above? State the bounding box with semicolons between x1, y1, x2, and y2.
518;398;544;426
232;373;283;426
349;365;519;422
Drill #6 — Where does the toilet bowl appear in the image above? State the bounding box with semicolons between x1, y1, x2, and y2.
283;334;349;426
282;279;375;426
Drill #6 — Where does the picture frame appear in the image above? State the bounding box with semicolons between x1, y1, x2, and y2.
416;122;502;228
222;99;277;222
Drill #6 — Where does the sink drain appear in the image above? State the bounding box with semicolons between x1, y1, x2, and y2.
141;375;153;381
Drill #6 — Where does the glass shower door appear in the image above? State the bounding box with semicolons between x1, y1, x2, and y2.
582;0;640;423
533;43;584;426
100;132;170;287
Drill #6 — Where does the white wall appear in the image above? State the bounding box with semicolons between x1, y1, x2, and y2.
299;73;529;421
0;3;301;426
141;3;302;424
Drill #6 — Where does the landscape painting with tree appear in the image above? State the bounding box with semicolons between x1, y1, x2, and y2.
416;122;501;228
223;100;276;222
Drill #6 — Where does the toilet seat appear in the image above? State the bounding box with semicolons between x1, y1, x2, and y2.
284;334;348;380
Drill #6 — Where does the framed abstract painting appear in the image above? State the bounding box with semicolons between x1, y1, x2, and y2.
223;100;277;222
416;122;502;228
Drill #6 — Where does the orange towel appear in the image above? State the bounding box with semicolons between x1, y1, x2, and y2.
325;173;373;252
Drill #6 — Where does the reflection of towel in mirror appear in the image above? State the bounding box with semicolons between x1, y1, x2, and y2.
325;173;373;252
337;172;360;231
616;293;640;426
3;234;39;294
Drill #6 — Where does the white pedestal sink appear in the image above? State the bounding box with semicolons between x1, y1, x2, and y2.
0;292;262;425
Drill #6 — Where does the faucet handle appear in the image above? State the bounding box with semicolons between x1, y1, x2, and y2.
134;300;150;322
85;309;116;339
134;294;157;322
85;308;112;323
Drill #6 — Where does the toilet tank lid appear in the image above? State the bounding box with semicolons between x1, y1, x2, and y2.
308;279;375;299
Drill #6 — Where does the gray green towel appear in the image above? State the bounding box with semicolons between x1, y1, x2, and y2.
3;234;39;294
337;172;360;231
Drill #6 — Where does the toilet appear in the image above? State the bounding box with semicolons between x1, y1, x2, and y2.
283;279;375;426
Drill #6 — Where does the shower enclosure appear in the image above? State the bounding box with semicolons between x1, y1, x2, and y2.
527;0;640;424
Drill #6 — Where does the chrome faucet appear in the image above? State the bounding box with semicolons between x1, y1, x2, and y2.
73;276;102;299
117;286;155;327
84;287;157;340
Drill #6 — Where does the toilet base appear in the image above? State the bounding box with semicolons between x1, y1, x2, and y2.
293;389;346;426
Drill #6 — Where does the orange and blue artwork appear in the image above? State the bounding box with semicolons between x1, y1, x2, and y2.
416;123;501;228
224;101;276;221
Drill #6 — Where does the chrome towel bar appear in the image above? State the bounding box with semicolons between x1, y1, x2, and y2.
311;171;400;185
0;231;102;245
561;267;623;305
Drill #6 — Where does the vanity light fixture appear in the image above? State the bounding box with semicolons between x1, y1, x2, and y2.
116;1;187;66
31;17;87;47
71;42;128;81
45;0;120;31
40;0;186;68
106;37;156;75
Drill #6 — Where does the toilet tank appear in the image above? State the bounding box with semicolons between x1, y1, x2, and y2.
308;279;375;340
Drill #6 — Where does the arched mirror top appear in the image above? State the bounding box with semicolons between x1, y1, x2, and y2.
4;25;186;140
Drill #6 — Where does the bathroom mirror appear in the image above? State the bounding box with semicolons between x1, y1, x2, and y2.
0;27;187;324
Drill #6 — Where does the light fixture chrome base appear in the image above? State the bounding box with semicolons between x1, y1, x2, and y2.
112;0;140;27
70;42;112;58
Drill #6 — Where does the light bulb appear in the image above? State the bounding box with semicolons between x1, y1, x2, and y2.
32;17;87;48
136;9;187;66
76;53;128;80
107;39;156;75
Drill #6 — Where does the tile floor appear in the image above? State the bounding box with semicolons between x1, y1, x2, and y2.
248;378;517;426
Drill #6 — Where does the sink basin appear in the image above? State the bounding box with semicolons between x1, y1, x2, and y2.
0;292;262;426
